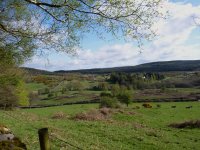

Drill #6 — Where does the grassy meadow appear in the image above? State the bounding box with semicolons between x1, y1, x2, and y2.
1;102;200;150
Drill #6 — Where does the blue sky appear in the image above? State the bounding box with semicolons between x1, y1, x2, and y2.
25;0;200;71
172;0;199;5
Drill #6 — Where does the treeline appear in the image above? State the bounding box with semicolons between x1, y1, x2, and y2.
108;72;200;89
108;72;165;90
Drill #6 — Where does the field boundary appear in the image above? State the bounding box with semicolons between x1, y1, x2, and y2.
16;98;200;109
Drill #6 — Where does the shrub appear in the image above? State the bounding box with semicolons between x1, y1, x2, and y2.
0;86;18;109
98;82;109;91
133;106;140;109
117;90;132;107
47;93;54;98
61;88;67;94
111;84;120;97
156;104;161;108
100;96;119;108
142;103;152;108
100;91;112;97
66;80;84;91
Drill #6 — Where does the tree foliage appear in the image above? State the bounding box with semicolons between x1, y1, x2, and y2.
117;89;132;107
109;72;165;89
16;80;30;106
1;0;165;60
0;68;29;108
100;84;133;107
0;0;165;108
100;96;119;108
0;49;29;108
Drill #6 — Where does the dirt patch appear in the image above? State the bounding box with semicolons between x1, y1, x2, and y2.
73;108;112;121
169;120;200;128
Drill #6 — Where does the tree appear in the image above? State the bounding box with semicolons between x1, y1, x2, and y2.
100;96;119;108
111;84;120;97
0;86;18;109
16;80;30;106
0;48;30;108
117;90;132;107
0;0;164;107
0;64;29;108
66;80;83;91
29;92;39;105
1;0;165;62
98;82;109;91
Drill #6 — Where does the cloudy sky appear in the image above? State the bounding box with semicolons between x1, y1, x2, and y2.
24;0;200;71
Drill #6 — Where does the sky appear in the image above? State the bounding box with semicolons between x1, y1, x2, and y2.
24;0;200;71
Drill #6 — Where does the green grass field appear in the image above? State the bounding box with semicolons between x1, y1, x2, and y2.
1;102;199;150
25;83;47;92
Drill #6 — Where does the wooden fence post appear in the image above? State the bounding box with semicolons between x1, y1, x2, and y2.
38;128;50;150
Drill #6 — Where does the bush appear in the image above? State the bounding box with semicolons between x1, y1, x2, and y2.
111;84;120;97
48;93;54;98
100;96;120;108
97;82;109;91
66;80;84;91
0;86;18;109
117;90;132;107
142;103;152;108
100;91;112;97
156;104;161;108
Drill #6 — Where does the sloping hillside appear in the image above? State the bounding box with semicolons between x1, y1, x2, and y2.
55;60;200;74
22;67;52;75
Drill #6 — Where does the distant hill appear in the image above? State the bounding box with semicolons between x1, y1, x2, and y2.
55;60;200;74
23;60;200;75
22;67;52;75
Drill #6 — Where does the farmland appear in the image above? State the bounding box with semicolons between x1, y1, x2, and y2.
1;62;200;149
0;102;200;149
22;69;200;107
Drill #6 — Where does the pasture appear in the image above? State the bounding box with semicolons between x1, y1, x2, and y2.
0;102;200;149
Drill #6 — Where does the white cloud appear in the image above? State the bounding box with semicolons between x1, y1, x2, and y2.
24;1;200;71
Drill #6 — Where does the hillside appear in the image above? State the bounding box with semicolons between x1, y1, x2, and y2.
55;60;200;74
22;67;52;75
23;60;200;75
